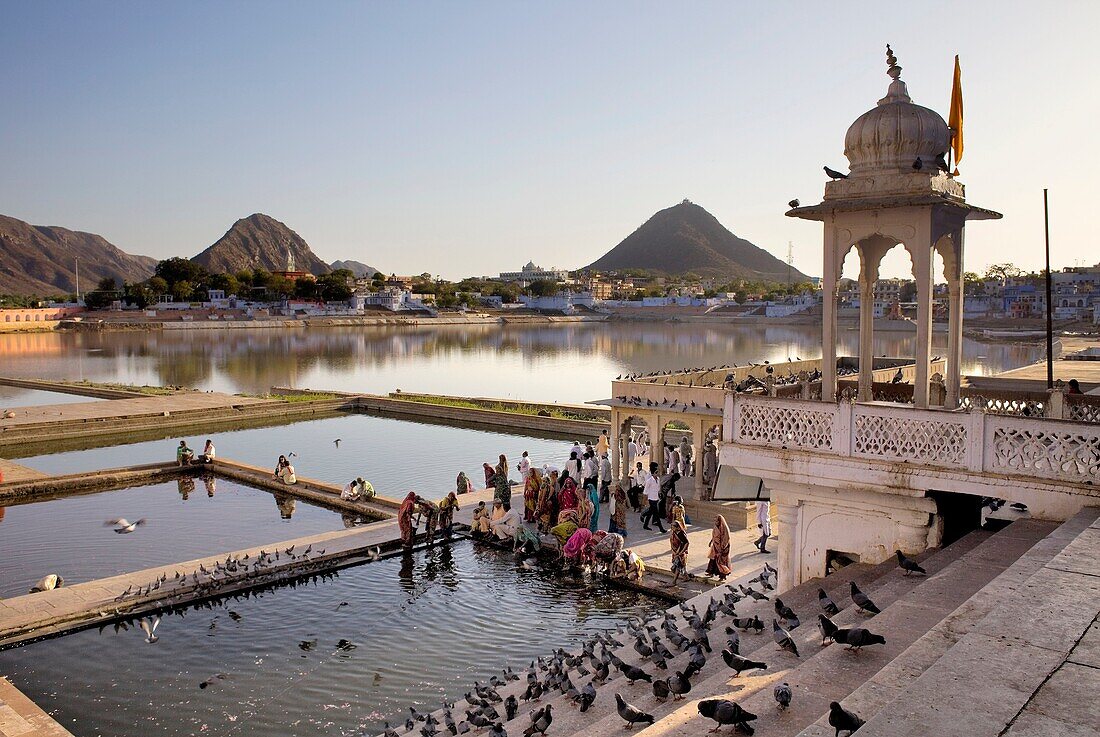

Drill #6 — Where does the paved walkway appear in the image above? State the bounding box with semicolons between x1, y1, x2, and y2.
0;678;72;737
0;459;45;483
0;392;266;428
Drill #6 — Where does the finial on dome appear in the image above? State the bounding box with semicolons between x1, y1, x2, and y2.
878;44;911;105
886;44;902;80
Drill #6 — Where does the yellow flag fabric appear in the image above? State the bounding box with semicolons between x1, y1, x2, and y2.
949;55;963;169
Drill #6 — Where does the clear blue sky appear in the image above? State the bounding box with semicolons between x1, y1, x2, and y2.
1;1;1096;280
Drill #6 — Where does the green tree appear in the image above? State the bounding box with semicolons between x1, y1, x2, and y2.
155;257;206;287
267;276;295;299
208;273;241;296
316;270;353;302
122;281;154;308
526;279;559;297
983;263;1023;282
172;280;195;302
293;278;320;300
147;277;169;299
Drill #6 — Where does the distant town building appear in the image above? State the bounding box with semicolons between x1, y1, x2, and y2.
498;261;570;284
271;248;316;282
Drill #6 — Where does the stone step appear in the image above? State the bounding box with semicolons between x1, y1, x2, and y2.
512;531;961;737
793;510;1098;737
555;521;1050;737
833;506;1100;737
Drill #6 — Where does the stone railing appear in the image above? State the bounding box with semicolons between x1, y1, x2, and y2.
727;394;1100;486
1066;395;1100;424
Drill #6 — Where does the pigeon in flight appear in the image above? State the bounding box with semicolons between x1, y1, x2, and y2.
614;694;654;729
139;616;160;644
106;517;147;534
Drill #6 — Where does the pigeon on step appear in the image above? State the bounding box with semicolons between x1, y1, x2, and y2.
828;701;864;736
850;581;881;615
895;550;927;576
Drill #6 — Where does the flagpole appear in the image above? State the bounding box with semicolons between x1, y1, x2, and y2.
1044;189;1054;390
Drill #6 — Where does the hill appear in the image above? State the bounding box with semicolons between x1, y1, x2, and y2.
583;201;810;283
191;214;330;276
331;260;382;278
0;214;157;296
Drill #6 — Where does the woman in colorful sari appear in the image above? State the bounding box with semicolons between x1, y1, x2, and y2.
608;484;628;536
593;531;624;574
536;472;555;531
417;498;439;545
586;483;601;532
456;472;472;495
549;508;579;549
470;501;492;535
523;468;541;523
437;492;460;537
576;492;592;532
705;514;733;580
668;495;687;527
493;454;511;505
398;492;418;547
548;470;561;525
482;463;495;488
669;519;690;585
558;475;579;512
514;524;541;555
562;528;593;567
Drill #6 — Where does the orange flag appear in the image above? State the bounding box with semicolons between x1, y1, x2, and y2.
949;55;963;174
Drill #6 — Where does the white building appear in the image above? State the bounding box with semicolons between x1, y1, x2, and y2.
498;261;570;284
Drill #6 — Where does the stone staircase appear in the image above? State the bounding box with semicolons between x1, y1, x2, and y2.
390;510;1100;737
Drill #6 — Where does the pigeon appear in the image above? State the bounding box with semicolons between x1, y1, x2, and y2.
575;683;596;712
895;550;926;576
620;664;652;684
698;699;758;734
774;598;800;628
824;165;849;180
732;615;764;633
614;694;654;729
818;614;840;646
818;588;840;616
828;701;864;736
840;627;886;651
667;670;692;700
652;679;670;701
788;199;800;208
522;682;544;702
106;518;147;534
198;672;229;689
487;724;507;737
366;547;382;562
139;616;160;643
505;695;518;721
912;157;923;171
774;682;792;710
721;650;766;675
29;574;63;593
522;705;552;737
334;438;341;447
383;722;400;737
634;637;653;658
850;582;881;615
773;620;800;657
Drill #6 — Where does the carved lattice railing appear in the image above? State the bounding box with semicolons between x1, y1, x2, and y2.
987;415;1100;483
1066;395;1100;424
958;387;1047;417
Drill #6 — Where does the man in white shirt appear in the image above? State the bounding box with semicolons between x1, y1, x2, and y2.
640;462;666;532
628;462;647;511
517;451;531;482
599;453;613;503
570;441;583;459
627;438;637;467
564;451;582;482
582;452;599;491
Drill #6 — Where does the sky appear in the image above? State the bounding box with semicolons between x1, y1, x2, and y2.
1;1;1097;281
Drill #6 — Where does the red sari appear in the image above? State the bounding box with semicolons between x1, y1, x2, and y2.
398;492;418;546
559;477;579;512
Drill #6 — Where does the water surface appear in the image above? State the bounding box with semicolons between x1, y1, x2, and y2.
0;323;1040;402
0;542;664;737
0;479;351;597
0;385;104;408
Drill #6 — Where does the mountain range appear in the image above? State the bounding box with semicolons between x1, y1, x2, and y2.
584;200;810;283
0;214;157;295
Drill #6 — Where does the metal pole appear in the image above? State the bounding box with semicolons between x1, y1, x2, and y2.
1044;189;1053;390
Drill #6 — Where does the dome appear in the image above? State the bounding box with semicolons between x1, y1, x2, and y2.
843;48;950;177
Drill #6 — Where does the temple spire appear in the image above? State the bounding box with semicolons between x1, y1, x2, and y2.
878;43;911;105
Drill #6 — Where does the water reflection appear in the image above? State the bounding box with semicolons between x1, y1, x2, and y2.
0;323;1041;401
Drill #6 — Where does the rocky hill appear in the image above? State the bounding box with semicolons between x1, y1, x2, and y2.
191;214;330;276
330;260;382;278
0;214;157;295
584;200;810;283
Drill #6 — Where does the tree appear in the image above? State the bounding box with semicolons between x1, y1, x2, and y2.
155;257;206;287
96;276;118;292
123;281;154;308
172;280;195;302
147;277;169;299
983;263;1023;282
268;276;295;299
293;278;320;300
207;273;241;296
316;271;353;302
526;279;559;297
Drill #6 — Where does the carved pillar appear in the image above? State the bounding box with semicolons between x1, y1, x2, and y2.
821;225;839;402
944;230;965;409
912;242;934;408
858;278;876;402
654;414;665;475
775;498;800;592
611;409;622;486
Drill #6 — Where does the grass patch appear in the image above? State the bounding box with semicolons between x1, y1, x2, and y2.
391;393;605;422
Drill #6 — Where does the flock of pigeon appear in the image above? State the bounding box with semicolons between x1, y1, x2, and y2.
382;549;930;737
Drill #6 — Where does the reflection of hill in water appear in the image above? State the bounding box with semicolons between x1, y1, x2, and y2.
0;324;1042;398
